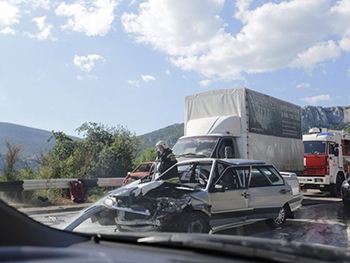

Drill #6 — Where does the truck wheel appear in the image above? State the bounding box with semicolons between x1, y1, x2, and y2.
178;211;210;233
266;205;286;228
330;174;345;198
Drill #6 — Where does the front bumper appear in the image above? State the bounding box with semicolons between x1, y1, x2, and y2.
298;176;330;186
115;210;185;232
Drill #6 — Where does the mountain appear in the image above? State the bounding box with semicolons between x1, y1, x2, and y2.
138;123;184;150
0;105;349;172
302;106;350;132
0;123;56;159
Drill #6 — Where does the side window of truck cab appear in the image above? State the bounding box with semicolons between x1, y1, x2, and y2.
217;138;235;158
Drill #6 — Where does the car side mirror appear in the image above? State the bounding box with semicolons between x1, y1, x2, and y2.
211;184;225;193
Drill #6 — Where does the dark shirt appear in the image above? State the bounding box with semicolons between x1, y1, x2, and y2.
157;148;178;180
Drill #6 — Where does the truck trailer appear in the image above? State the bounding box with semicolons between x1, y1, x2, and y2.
172;88;304;174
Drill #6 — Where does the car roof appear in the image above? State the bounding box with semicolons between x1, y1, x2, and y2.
177;158;266;166
220;158;267;165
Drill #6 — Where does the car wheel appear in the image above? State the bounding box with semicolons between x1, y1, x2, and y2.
178;211;210;233
266;205;286;228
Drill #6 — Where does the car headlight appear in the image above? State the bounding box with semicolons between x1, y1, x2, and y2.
103;196;116;207
157;196;190;213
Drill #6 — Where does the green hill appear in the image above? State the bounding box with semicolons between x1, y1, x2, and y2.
138;123;184;151
0;122;57;158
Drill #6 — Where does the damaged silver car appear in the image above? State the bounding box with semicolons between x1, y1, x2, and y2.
65;158;295;234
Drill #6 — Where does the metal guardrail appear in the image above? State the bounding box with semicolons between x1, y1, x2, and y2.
0;178;124;192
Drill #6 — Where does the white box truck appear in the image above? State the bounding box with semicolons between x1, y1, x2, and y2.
172;88;304;174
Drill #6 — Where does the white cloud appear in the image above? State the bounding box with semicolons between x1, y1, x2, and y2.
128;80;140;87
28;16;53;41
0;27;15;35
29;0;51;10
55;0;118;36
301;94;330;105
296;82;311;89
165;70;171;76
0;1;20;26
141;75;156;82
199;79;211;87
290;40;341;69
340;37;350;52
73;54;105;71
121;0;350;80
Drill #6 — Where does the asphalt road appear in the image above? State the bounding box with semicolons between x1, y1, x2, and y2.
24;190;350;248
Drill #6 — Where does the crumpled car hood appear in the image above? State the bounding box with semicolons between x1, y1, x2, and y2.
108;180;165;199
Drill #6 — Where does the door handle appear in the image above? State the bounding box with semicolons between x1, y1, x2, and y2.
279;189;290;194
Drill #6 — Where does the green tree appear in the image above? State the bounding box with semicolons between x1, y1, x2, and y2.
40;122;141;179
135;148;157;165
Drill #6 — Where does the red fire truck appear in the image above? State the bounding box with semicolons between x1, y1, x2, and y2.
298;127;350;197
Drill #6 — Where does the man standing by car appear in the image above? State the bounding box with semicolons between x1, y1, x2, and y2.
156;140;178;182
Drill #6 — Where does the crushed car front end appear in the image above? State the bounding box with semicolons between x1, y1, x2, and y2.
103;181;211;232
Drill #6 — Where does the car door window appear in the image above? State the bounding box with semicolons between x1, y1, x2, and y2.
249;167;271;187
217;168;241;190
249;166;285;187
235;167;250;188
258;166;284;185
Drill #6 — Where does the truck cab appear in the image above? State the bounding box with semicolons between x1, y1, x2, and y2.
298;127;350;197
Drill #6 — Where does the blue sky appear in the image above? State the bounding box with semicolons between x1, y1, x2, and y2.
0;0;349;137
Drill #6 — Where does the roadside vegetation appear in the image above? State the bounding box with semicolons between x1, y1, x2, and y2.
0;122;158;205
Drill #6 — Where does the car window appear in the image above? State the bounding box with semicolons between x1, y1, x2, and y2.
215;167;241;190
249;166;284;187
178;162;212;185
234;167;250;188
249;167;272;187
259;166;284;185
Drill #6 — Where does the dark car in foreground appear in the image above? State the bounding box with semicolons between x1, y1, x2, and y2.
66;158;299;234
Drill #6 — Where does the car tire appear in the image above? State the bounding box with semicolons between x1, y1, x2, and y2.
266;205;287;228
178;211;210;233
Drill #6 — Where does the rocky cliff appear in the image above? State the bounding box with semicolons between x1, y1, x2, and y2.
302;106;350;132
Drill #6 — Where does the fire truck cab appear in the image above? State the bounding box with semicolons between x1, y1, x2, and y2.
298;127;350;197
